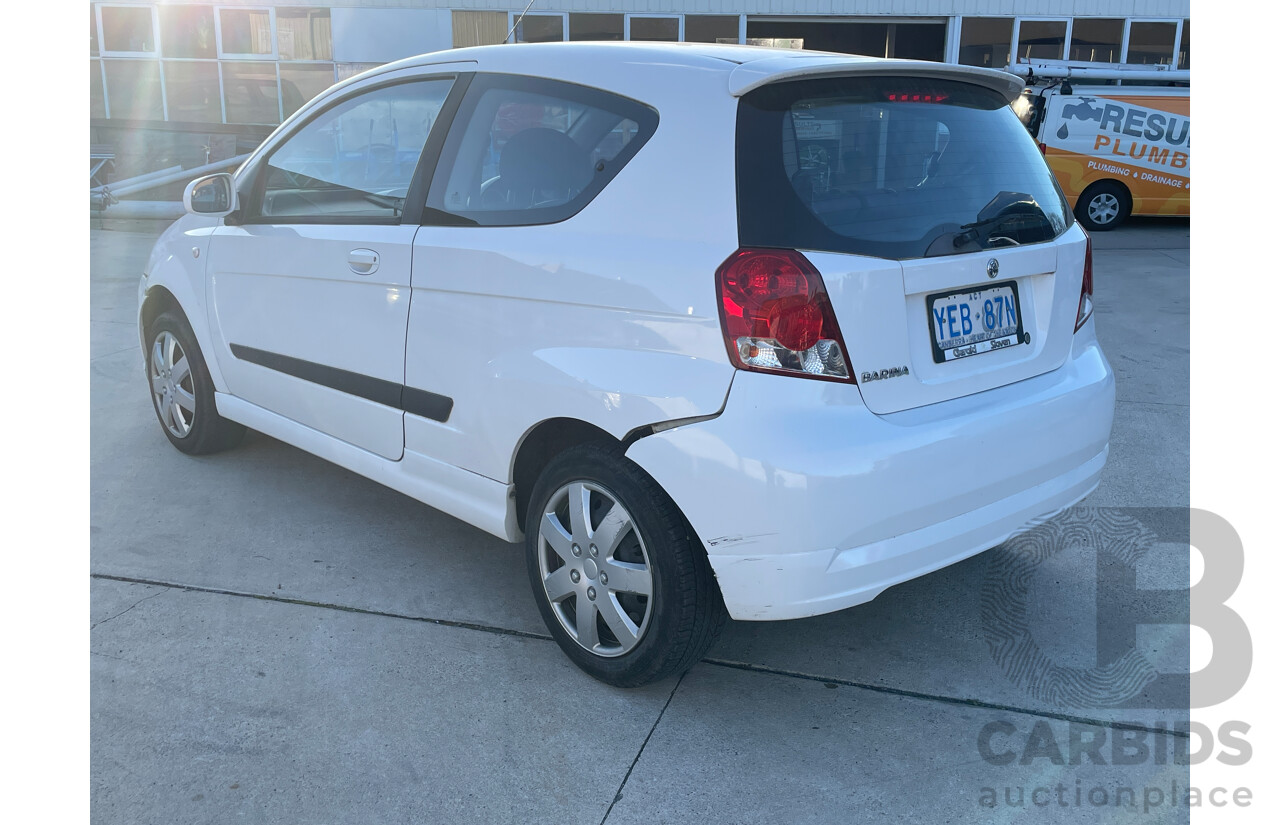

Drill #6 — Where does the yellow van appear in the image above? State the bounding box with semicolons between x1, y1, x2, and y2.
1017;64;1189;231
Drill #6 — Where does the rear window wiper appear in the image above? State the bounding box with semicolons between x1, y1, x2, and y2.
950;192;1053;251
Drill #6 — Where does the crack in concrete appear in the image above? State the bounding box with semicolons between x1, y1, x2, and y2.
90;572;1190;739
91;588;166;630
599;671;685;825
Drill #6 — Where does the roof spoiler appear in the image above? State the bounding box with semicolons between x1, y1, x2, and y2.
729;56;1024;102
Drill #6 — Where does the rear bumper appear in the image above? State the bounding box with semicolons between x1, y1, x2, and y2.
625;325;1115;621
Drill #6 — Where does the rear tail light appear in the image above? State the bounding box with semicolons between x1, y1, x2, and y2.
715;248;852;382
1075;232;1094;332
1038;142;1047;155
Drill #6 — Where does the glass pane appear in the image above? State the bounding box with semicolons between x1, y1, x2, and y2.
959;18;1013;68
280;63;335;118
91;61;105;118
1179;21;1190;69
163;61;221;123
160;5;215;59
684;15;738;44
103;60;164;120
90;8;99;56
889;23;944;62
1069;18;1124;63
451;10;508;48
220;9;273;55
569;14;623;42
261;79;454;220
517;15;563;43
102;6;155;53
630;18;678;42
222;62;279;124
737;77;1069;261
1126;22;1176;65
1016;20;1066;61
277;8;332;60
430;81;654;223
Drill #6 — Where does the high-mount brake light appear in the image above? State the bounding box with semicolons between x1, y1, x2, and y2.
886;92;950;103
715;249;853;382
1075;233;1094;332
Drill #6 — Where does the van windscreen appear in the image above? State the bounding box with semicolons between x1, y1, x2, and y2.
736;76;1072;260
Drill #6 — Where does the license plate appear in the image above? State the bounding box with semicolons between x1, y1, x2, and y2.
927;281;1027;363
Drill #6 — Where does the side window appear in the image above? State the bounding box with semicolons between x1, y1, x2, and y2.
256;78;454;222
427;75;657;226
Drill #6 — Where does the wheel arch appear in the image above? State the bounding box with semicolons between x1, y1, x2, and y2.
511;417;621;533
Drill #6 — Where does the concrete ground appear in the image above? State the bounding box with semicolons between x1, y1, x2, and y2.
91;219;1191;823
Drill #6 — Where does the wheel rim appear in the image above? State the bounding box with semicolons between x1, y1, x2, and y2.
1088;192;1120;225
537;481;654;657
149;331;196;439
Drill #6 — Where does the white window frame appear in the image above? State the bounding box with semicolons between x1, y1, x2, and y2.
96;3;160;58
1121;18;1181;66
508;11;568;44
1011;17;1071;65
1175;19;1187;69
274;7;334;62
625;14;682;42
215;6;278;60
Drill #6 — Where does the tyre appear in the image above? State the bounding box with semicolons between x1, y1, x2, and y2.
525;443;726;687
145;312;245;455
1075;181;1131;231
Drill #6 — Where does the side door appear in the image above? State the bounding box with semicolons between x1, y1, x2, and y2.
205;73;465;460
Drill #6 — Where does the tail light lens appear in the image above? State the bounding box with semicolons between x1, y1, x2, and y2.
1075;233;1094;332
716;248;852;382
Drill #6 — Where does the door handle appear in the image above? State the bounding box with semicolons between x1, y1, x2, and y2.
348;248;379;275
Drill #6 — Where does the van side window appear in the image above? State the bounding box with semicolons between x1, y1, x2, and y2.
426;75;657;226
255;79;453;222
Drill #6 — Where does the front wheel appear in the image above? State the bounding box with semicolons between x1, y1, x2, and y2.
1075;181;1131;231
145;312;245;455
525;444;726;687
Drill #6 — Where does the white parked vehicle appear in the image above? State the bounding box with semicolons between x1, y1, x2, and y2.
140;42;1115;686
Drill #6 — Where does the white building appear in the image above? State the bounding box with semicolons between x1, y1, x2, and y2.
90;2;1190;173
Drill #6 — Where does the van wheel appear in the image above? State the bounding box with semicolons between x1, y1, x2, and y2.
145;312;245;455
525;443;726;687
1075;181;1131;231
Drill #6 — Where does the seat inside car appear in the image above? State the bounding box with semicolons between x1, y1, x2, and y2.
481;127;592;209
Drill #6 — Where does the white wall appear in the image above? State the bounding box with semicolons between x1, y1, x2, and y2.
331;7;453;63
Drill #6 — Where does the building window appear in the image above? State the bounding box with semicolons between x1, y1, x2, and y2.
101;5;156;54
452;10;508;48
277;8;332;60
222;62;280;124
280;63;335;118
516;14;564;43
958;18;1013;68
629;17;678;42
569;14;623;41
889;23;945;62
1126;21;1177;65
684;15;739;44
104;60;164;120
163;61;222;123
91;61;106;118
1069;18;1123;63
160;5;216;60
1178;21;1190;69
219;8;274;57
1016;20;1067;61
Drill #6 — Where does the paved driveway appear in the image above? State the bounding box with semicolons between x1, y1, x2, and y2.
91;220;1191;823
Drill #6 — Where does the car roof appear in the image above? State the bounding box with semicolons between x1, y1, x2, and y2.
352;41;1023;102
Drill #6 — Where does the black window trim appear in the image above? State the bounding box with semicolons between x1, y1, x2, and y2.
422;72;659;228
235;71;474;227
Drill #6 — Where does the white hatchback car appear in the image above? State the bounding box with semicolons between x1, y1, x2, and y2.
140;42;1114;686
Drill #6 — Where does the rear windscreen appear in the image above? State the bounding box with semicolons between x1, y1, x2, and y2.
737;76;1072;260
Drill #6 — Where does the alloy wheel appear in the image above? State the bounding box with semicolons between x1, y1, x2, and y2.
1087;192;1120;226
536;481;654;657
149;331;196;438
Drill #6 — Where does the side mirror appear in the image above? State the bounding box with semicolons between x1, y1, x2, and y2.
183;173;239;217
